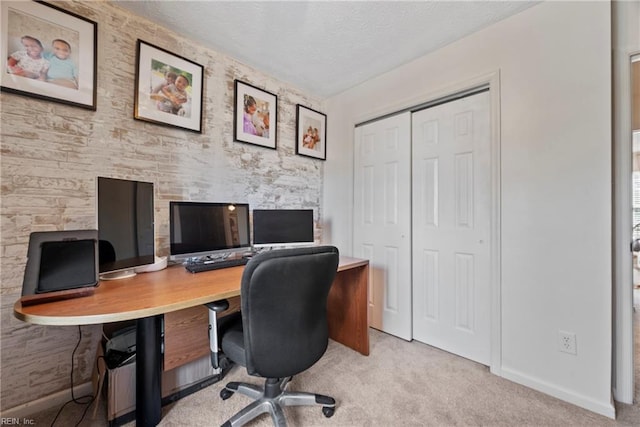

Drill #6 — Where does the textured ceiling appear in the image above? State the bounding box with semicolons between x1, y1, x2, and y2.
115;1;538;98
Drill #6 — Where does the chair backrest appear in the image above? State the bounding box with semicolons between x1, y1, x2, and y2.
240;245;339;378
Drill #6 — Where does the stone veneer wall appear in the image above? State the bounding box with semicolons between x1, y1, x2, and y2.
0;1;324;411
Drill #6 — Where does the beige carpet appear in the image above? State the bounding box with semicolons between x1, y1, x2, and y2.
28;328;640;426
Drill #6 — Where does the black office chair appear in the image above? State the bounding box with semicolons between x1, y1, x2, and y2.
217;245;339;427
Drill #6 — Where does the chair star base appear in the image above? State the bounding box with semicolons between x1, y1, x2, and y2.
220;377;335;427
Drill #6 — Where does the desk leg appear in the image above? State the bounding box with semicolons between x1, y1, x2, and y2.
327;264;370;355
136;315;162;426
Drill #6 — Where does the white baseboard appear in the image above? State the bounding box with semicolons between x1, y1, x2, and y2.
0;382;93;420
500;367;616;419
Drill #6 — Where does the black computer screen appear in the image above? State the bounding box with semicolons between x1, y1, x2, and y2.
97;177;155;274
169;202;251;260
252;209;314;247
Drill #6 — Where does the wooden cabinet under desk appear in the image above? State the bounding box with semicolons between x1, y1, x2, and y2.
163;296;240;371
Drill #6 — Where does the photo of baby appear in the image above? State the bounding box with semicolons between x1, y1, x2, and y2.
148;60;193;118
5;8;81;91
7;35;80;89
133;40;203;132
296;105;327;160
242;95;270;138
302;125;321;150
233;80;278;149
301;117;322;151
1;2;96;109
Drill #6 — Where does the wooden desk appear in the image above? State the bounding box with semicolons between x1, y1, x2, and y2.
14;256;369;426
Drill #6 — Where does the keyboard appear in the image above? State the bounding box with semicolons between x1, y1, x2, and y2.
185;257;249;273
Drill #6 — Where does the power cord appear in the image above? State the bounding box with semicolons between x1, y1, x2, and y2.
50;325;102;427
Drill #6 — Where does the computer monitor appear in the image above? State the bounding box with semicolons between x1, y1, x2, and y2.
252;209;315;248
97;177;155;280
169;201;251;261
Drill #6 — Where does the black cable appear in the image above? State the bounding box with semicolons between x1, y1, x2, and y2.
50;325;102;427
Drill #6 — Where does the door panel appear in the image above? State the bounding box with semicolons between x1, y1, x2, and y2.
411;92;491;364
354;113;412;340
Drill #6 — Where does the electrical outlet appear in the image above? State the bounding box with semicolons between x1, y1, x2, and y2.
558;330;577;355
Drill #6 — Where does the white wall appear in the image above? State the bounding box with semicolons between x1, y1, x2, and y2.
323;1;613;417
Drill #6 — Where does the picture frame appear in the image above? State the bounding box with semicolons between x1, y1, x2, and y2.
134;40;204;133
296;104;327;160
1;1;97;110
234;79;277;149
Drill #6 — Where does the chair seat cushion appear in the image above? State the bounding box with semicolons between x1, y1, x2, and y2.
221;328;247;368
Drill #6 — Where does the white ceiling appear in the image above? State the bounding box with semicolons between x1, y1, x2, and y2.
115;1;538;98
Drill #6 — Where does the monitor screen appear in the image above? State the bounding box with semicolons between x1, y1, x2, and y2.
252;209;314;248
97;177;155;278
169;201;251;261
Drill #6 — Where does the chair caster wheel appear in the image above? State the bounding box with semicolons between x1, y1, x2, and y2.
220;357;232;370
220;389;234;400
322;407;335;418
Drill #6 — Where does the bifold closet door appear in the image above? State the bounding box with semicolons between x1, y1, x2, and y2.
411;91;491;365
353;112;412;341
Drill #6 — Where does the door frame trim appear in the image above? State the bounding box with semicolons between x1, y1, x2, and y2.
612;49;639;404
486;71;502;375
613;0;640;404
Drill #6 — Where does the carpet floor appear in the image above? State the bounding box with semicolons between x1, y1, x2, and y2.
29;325;640;426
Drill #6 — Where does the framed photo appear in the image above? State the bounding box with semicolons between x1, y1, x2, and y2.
1;1;97;110
134;40;203;133
296;105;327;160
234;79;277;149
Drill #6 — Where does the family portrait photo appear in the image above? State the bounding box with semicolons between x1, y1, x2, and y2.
134;40;203;133
296;104;327;160
1;1;97;109
234;80;278;149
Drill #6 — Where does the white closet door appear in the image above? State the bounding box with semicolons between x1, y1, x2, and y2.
411;92;491;364
354;113;412;340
